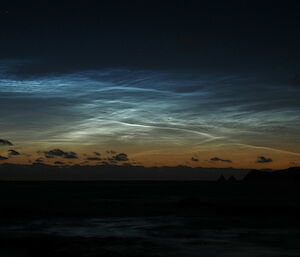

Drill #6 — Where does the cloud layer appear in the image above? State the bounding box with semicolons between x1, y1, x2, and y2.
44;149;78;159
210;157;232;163
0;139;12;146
1;61;300;167
256;156;273;163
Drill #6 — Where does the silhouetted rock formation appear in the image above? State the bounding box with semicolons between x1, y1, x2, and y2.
244;167;300;183
227;176;237;183
217;175;226;183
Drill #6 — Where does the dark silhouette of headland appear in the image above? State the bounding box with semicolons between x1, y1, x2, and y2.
1;164;300;257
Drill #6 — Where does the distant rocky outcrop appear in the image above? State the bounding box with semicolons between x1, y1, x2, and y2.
244;167;300;183
227;176;237;183
217;175;226;183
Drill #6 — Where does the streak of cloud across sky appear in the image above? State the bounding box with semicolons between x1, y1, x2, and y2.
0;1;300;169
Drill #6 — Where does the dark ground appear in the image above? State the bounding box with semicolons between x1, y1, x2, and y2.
0;176;300;256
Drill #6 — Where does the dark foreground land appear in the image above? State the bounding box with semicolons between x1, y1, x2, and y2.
1;168;300;256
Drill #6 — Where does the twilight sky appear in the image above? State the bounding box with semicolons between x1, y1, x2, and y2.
0;1;300;168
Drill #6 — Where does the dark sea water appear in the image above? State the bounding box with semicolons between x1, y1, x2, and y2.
1;181;300;256
1;217;300;257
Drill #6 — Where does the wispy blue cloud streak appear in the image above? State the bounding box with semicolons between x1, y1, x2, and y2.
0;61;300;158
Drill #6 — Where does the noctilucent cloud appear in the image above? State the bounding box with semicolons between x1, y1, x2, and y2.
1;61;300;168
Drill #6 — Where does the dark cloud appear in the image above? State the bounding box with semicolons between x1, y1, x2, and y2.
86;157;102;161
44;154;54;159
35;158;44;163
210;157;232;163
99;161;108;165
44;149;78;159
111;153;129;162
0;139;12;146
94;152;101;156
44;149;67;157
191;157;199;162
63;152;78;159
8;149;20;156
54;161;65;165
0;155;8;160
256;156;273;163
106;150;117;154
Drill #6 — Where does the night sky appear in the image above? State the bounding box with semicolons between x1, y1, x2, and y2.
1;1;300;168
